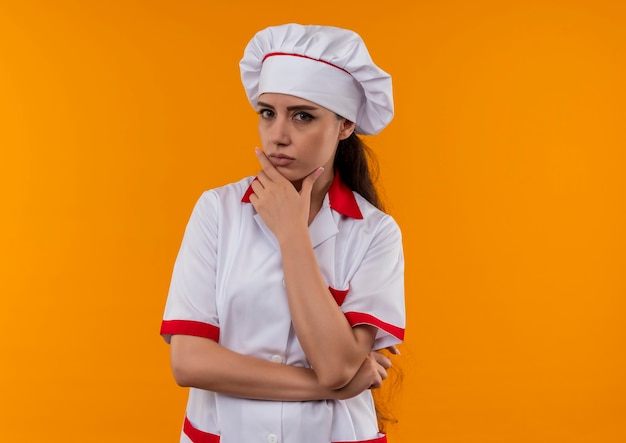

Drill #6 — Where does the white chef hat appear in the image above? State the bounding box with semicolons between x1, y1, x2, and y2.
239;23;394;135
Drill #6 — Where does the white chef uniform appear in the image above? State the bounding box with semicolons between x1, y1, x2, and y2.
161;171;405;443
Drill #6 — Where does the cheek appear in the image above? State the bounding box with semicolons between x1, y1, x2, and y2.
257;123;271;147
316;137;339;164
257;121;266;137
320;129;341;152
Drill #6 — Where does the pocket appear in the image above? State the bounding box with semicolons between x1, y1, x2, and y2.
183;416;220;443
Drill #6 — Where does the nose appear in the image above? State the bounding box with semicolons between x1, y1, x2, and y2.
266;116;290;147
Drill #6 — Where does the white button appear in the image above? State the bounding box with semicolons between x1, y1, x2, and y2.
282;279;286;287
270;355;283;364
267;434;279;443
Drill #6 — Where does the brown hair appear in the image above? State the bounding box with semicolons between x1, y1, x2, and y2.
372;355;404;433
334;128;403;433
333;132;385;212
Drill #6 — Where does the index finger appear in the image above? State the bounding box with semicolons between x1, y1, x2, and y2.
255;147;285;182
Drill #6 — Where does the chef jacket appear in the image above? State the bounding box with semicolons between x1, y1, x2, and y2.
161;172;405;443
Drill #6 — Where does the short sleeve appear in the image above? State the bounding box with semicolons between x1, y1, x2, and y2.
342;215;405;350
160;191;220;344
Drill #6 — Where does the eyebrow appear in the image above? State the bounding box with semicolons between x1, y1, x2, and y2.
257;101;319;112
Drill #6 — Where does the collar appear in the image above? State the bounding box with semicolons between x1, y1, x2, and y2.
241;171;363;219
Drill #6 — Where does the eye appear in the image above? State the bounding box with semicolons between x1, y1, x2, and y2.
258;109;274;119
294;111;314;122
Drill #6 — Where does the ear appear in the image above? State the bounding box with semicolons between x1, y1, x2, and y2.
338;119;356;140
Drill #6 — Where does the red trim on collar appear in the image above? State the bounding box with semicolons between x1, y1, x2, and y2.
241;172;363;219
328;172;363;219
241;177;258;203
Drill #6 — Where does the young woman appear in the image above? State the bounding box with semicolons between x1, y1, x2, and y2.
161;23;405;443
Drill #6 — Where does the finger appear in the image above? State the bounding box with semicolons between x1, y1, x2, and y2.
254;171;270;188
254;147;284;182
386;345;401;355
371;352;392;369
250;179;264;196
378;365;388;381
299;167;324;196
369;370;384;389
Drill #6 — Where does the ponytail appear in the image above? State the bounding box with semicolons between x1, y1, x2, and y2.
335;127;402;434
333;132;385;212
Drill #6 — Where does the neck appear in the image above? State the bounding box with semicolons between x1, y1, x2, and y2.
291;171;334;225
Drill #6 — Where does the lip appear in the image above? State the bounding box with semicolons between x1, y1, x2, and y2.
268;154;295;166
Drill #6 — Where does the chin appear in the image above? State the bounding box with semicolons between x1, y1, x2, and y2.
278;168;306;182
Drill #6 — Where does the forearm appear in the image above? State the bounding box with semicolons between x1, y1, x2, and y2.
170;335;342;401
278;229;374;389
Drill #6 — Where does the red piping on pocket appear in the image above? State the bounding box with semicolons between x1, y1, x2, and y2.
333;433;387;443
183;416;220;443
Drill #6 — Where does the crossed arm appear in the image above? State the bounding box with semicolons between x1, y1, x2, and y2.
170;333;392;401
169;148;395;401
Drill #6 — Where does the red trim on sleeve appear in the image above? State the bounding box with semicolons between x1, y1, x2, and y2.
183;416;221;443
160;320;220;342
345;312;404;341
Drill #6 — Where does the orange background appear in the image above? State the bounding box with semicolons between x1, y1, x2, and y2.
1;0;625;442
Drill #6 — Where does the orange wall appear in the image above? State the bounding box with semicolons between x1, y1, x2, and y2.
1;1;624;441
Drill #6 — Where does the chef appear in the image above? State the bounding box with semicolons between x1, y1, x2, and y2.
161;23;405;443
